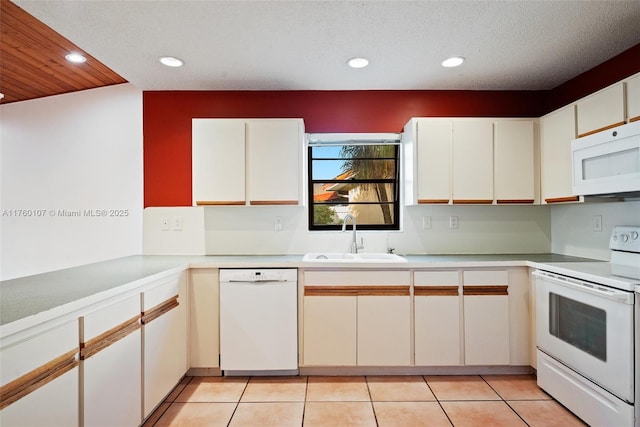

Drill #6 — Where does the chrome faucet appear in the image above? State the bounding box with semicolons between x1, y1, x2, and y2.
342;214;364;254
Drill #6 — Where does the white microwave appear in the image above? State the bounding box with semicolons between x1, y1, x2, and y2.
571;121;640;196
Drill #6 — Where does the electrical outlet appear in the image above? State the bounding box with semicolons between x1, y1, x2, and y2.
422;216;432;229
173;217;183;231
161;217;170;231
449;215;458;229
593;215;602;232
275;217;283;231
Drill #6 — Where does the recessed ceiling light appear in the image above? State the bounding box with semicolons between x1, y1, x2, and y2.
159;56;184;67
65;52;87;64
347;57;369;69
0;93;4;100
441;56;465;68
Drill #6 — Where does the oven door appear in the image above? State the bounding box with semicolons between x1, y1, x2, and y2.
534;270;634;403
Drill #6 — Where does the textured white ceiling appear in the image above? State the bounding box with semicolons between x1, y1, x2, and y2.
15;0;640;91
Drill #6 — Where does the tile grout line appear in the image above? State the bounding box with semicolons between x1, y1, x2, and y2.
225;376;250;427
479;375;531;427
421;375;456;427
364;376;380;427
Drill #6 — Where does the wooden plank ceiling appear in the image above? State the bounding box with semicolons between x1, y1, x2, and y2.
0;0;127;104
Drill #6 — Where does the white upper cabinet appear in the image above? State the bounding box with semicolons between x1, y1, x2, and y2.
192;118;303;206
246;120;302;205
494;120;535;203
576;82;625;137
413;118;452;204
452;120;494;203
540;105;580;204
192;119;246;205
626;74;640;123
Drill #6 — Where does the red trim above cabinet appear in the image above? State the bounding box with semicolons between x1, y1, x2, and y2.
143;90;548;207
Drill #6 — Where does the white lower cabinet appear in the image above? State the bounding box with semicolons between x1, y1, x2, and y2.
189;269;220;369
81;295;142;427
463;270;510;365
302;270;411;367
0;321;79;427
142;272;188;418
414;271;461;366
303;295;357;366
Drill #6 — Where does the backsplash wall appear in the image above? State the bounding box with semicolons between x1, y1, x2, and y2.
143;204;552;255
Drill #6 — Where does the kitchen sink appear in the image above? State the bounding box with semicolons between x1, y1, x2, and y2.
302;252;407;263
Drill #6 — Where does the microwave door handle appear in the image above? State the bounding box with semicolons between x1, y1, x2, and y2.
532;271;633;304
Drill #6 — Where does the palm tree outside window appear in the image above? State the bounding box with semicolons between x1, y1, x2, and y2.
308;140;400;231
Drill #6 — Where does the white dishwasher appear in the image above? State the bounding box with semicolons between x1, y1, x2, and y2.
219;268;298;375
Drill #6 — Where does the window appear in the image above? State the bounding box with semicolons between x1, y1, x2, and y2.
308;141;400;231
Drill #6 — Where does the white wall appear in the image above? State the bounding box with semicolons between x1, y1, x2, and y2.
0;84;143;280
143;203;552;256
550;200;640;260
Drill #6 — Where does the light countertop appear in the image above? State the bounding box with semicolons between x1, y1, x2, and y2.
1;253;596;330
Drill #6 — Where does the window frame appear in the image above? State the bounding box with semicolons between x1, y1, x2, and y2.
307;142;401;231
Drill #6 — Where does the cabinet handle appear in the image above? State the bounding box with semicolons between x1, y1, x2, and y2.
0;349;78;410
463;285;508;296
250;200;298;206
415;286;459;296
141;295;179;325
544;196;580;203
196;201;245;206
417;199;449;204
80;315;141;360
497;199;534;204
577;121;625;138
304;286;409;296
453;199;493;204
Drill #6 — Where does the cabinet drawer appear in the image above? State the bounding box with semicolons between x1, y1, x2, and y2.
304;270;410;286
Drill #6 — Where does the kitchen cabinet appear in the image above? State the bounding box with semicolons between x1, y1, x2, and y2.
189;269;220;371
452;121;494;203
81;294;142;427
302;270;411;366
414;270;461;366
494;120;535;204
627;74;640;122
142;272;188;418
404;118;452;204
576;82;625;137
540;105;581;203
0;321;79;427
192;118;303;206
462;270;510;365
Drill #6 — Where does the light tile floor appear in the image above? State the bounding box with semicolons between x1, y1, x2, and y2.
143;374;587;426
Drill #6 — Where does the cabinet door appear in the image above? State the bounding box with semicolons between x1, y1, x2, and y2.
463;270;510;365
189;269;219;369
576;82;625;137
358;294;411;366
192;119;246;205
494;121;535;203
414;271;461;366
627;74;640;123
81;295;142;427
416;119;452;203
246;119;302;205
142;272;188;417
540;105;579;203
452;120;494;203
0;321;78;427
303;295;357;366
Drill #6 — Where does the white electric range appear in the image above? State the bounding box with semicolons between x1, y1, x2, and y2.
534;225;640;427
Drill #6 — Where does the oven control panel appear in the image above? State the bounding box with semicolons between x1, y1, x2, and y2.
610;225;640;253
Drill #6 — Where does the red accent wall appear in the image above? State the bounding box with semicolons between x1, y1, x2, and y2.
143;42;640;207
550;44;640;110
143;90;548;206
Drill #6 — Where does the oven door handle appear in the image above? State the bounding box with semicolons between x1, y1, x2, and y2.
532;270;634;304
